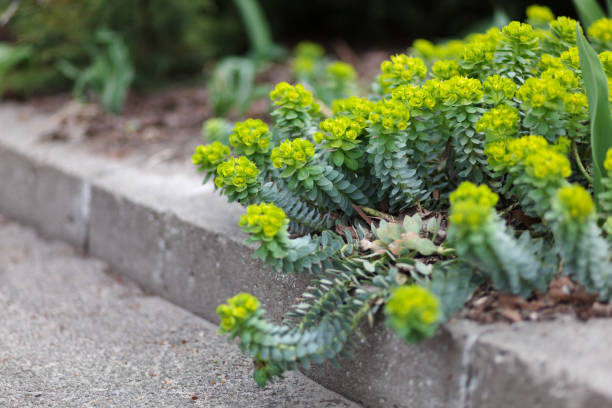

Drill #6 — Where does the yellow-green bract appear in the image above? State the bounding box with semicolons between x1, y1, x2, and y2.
384;285;440;343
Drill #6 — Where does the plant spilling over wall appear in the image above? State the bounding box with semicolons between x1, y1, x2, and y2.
193;5;612;387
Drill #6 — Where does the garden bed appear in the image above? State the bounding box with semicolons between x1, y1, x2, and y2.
1;103;611;407
18;75;612;328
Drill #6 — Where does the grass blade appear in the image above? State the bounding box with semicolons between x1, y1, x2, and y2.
573;0;606;28
577;26;612;197
232;0;274;56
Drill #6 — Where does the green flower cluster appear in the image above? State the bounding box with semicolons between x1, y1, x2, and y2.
482;75;516;105
516;76;566;109
475;105;520;141
412;38;465;61
295;41;325;59
450;181;499;207
438;76;483;106
431;59;462;80
391;84;438;111
326;61;356;82
411;39;437;60
460;28;501;70
292;56;316;77
524;148;572;180
538;53;564;71
215;156;260;190
563;92;588;115
314;116;363;146
485;135;571;178
384;285;440;343
588;18;612;46
448;182;498;233
502;21;538;44
216;293;260;332
549;16;580;45
605;148;612;171
291;42;325;78
271;138;315;169
270;82;321;135
560;47;580;69
192;142;230;172
229;119;272;156
497;21;539;80
239;203;287;239
202;118;232;144
526;5;554;26
332;96;375;128
540;68;579;90
555;185;595;223
368;98;411;132
291;41;325;78
600;51;612;77
270;82;320;113
378;54;427;93
486;135;571;216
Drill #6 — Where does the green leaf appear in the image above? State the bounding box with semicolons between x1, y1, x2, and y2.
297;168;309;181
426;263;481;321
402;215;420;233
332;150;344;167
414;238;437;256
232;0;279;58
344;156;358;171
573;0;606;29
577;26;612;197
0;44;32;78
303;177;314;191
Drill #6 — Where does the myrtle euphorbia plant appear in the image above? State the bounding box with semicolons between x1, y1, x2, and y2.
193;5;612;386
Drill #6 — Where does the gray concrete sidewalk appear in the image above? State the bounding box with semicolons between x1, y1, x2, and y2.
0;219;359;408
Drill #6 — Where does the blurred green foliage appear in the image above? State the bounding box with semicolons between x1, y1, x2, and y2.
0;0;577;101
57;30;134;113
0;0;243;95
208;56;270;117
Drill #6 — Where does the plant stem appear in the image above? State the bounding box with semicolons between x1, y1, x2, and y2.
436;247;456;256
361;206;396;222
573;142;594;184
499;201;519;216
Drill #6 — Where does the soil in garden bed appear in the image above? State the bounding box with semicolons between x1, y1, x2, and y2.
24;48;389;166
460;277;612;323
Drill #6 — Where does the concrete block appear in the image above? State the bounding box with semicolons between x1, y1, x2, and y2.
468;317;612;408
88;185;166;293
161;212;310;323
0;147;89;249
306;320;483;408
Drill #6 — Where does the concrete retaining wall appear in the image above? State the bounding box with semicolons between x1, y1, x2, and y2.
1;104;611;408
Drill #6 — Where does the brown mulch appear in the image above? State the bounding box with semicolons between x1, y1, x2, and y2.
25;50;388;165
31;85;214;162
461;276;612;324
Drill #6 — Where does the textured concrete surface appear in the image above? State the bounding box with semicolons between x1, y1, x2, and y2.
306;320;481;408
2;103;612;407
0;146;90;250
0;220;358;408
467;317;612;408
